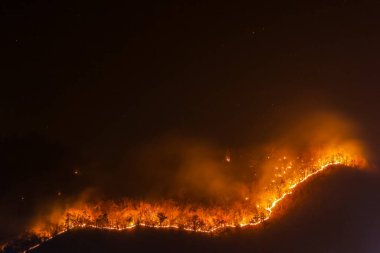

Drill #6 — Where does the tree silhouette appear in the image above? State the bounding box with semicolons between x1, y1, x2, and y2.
157;212;167;225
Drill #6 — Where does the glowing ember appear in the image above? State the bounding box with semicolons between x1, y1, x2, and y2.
225;149;231;163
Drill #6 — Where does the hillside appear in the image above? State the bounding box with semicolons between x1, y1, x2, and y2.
21;167;380;253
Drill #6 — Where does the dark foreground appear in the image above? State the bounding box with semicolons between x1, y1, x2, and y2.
19;168;379;253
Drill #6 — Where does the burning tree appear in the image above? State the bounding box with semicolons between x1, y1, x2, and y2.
191;214;205;231
96;213;109;227
157;212;167;225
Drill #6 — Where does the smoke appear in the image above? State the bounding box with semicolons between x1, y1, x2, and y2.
100;110;368;206
27;189;99;238
1;109;370;249
117;136;248;204
245;111;367;204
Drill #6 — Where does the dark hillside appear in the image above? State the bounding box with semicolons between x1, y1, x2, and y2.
27;167;380;253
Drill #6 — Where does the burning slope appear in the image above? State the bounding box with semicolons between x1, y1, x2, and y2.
26;167;379;253
1;112;369;253
13;151;364;252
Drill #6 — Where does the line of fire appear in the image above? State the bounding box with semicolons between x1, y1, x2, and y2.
3;143;366;253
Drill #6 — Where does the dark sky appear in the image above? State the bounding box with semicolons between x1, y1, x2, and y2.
1;0;380;246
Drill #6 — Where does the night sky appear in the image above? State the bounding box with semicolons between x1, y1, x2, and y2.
1;0;380;252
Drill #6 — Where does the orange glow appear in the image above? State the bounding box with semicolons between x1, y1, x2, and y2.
13;113;368;252
27;150;366;243
225;149;231;163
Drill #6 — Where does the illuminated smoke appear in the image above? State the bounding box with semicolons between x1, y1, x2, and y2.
5;111;368;252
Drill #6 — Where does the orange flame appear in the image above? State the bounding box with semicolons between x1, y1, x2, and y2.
27;150;366;242
13;112;369;252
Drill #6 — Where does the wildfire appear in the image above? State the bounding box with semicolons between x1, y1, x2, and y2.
22;150;365;250
5;110;369;253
